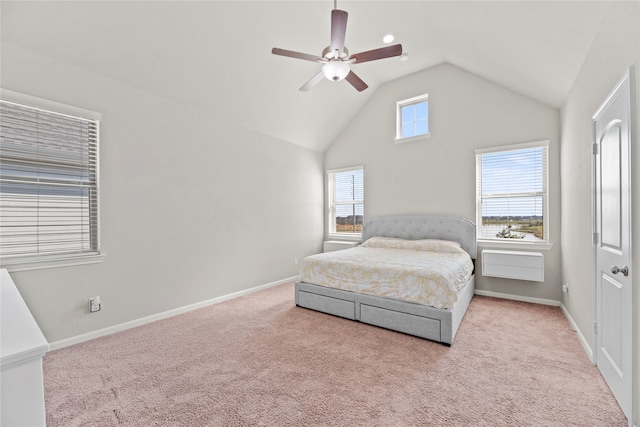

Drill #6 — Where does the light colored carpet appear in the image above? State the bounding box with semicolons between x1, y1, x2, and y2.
44;283;626;426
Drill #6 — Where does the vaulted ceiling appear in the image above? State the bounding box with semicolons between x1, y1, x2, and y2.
1;1;611;152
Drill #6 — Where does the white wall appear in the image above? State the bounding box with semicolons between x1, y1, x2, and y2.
1;42;324;343
325;63;561;301
560;2;640;424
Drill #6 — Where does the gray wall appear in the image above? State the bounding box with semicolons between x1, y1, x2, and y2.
559;2;640;424
1;42;324;343
325;63;561;301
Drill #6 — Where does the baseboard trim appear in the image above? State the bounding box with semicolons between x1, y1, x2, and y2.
49;276;299;351
560;303;594;363
474;289;561;307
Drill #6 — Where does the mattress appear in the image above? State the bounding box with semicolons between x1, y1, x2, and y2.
300;237;474;310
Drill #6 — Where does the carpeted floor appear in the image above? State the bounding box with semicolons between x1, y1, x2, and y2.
43;283;626;426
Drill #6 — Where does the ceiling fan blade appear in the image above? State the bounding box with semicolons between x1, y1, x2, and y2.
300;70;325;91
345;70;368;92
272;48;323;63
330;9;348;57
351;44;403;64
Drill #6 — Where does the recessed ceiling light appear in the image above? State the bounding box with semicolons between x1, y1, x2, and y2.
400;53;409;61
383;34;394;44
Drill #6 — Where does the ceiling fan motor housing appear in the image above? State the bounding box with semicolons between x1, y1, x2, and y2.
322;46;349;60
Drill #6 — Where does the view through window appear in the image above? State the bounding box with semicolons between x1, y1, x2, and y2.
396;94;429;142
328;167;363;235
476;141;548;242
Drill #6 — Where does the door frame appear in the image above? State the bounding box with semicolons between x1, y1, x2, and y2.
592;66;636;425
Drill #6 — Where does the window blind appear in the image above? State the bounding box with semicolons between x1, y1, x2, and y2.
0;99;100;261
476;143;548;241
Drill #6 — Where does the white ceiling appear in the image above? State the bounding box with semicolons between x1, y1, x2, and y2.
0;1;611;152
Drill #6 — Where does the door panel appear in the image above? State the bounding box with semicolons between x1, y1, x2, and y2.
601;273;622;374
593;70;633;420
600;122;621;249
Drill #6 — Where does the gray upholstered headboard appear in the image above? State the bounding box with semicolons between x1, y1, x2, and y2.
362;215;477;259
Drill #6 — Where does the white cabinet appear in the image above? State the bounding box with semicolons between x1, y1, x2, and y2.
482;250;544;282
323;241;359;253
1;269;49;427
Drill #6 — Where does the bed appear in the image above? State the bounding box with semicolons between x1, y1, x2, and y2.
295;215;477;345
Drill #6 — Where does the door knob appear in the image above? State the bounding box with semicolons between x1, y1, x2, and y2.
611;265;629;276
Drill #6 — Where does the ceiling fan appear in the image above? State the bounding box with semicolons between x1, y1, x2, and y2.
272;1;403;92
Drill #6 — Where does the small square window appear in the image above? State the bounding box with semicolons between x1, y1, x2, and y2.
396;94;429;143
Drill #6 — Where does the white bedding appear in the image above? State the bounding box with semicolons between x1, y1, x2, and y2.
299;237;474;309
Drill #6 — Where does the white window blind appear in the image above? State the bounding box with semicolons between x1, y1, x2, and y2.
0;98;100;263
476;141;548;243
328;167;364;235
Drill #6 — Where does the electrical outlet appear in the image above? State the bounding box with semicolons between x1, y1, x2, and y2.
89;296;101;313
562;284;569;293
293;258;298;266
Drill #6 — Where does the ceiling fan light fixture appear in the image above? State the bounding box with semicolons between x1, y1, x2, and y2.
322;61;350;81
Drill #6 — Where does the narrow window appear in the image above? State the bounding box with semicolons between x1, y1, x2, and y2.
476;141;549;244
327;167;364;236
396;94;429;143
0;93;101;268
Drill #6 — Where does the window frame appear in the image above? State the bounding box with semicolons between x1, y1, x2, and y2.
395;93;430;144
475;140;552;250
326;166;364;241
0;89;105;272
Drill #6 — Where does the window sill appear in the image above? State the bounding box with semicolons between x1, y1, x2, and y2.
477;240;554;251
1;253;106;272
394;133;431;145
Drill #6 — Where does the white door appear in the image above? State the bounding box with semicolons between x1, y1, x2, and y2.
593;69;633;420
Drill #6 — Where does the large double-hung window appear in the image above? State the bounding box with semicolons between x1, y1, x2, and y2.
0;91;102;270
476;140;549;245
327;166;364;237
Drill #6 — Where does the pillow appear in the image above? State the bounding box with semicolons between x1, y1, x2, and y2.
360;236;463;253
